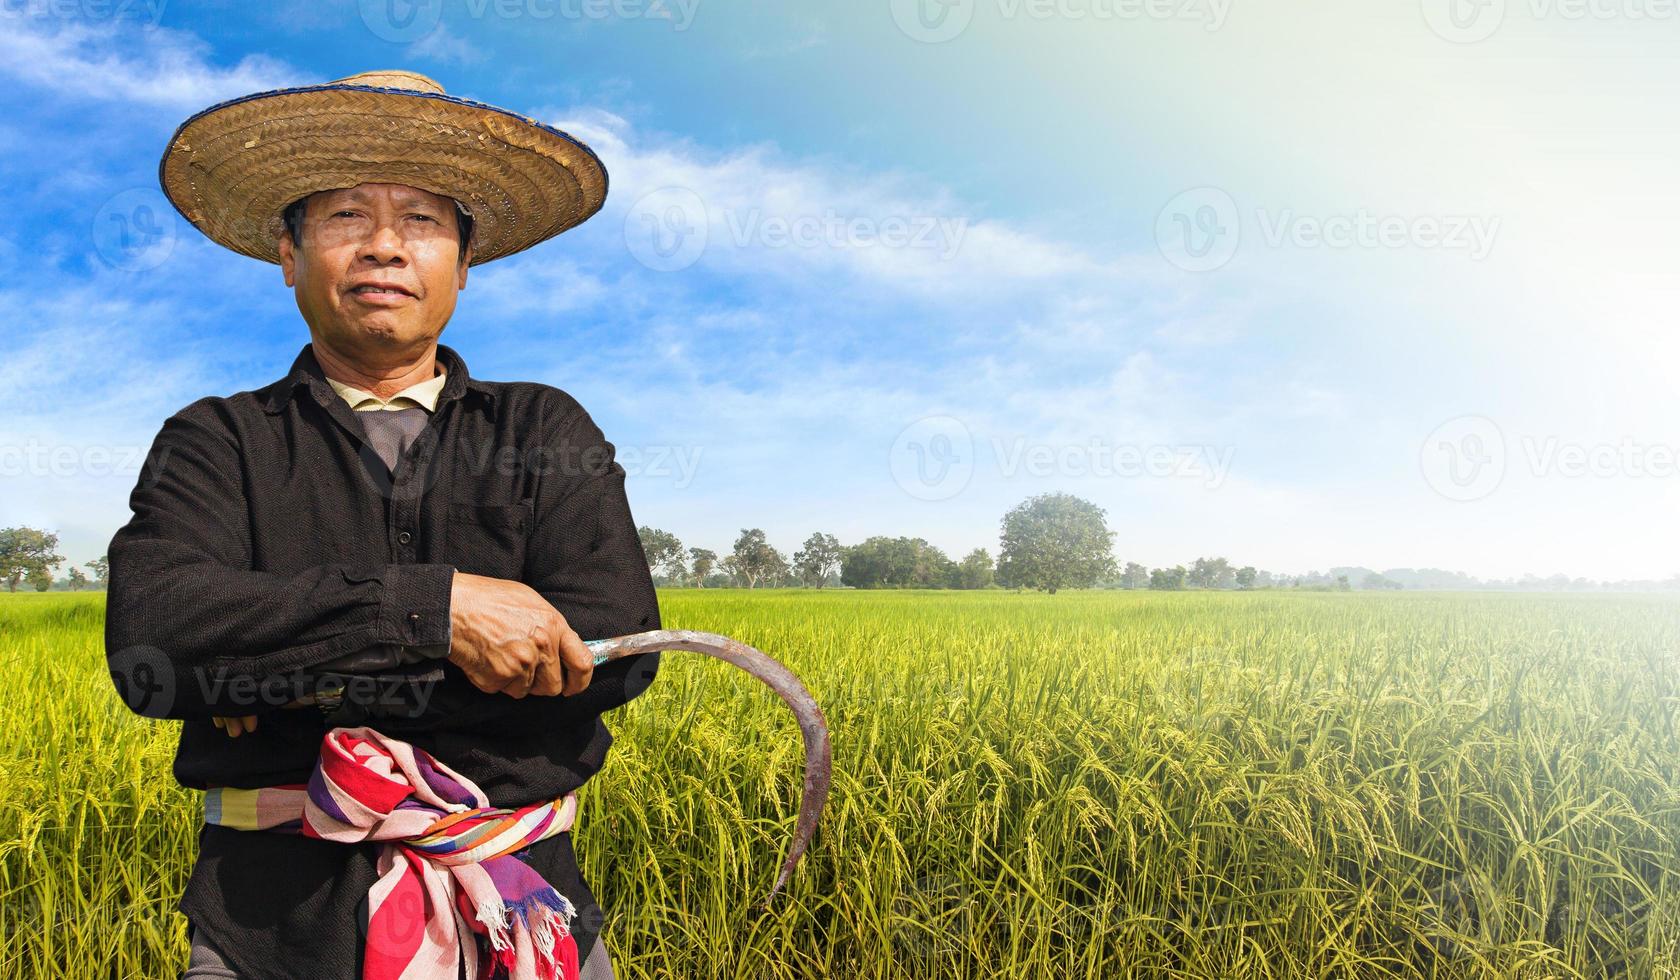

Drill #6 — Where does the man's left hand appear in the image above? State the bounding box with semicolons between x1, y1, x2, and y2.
212;715;258;736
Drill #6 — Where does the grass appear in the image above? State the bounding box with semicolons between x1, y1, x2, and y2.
3;588;1679;978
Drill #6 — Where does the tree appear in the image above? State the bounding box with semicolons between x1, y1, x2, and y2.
1121;562;1150;589
792;532;843;588
741;546;792;588
916;544;958;589
725;528;784;589
1149;565;1187;590
840;536;955;588
68;567;88;591
1188;557;1233;589
0;527;64;593
28;566;53;591
955;548;995;589
87;555;109;588
1362;572;1403;590
688;548;718;587
636;526;688;584
765;549;793;587
995;493;1118;594
1235;566;1258;590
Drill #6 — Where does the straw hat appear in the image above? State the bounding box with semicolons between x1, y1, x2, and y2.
158;70;607;266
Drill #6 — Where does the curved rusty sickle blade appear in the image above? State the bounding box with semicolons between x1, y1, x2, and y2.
583;629;831;908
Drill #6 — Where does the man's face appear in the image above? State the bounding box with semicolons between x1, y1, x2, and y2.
277;182;471;355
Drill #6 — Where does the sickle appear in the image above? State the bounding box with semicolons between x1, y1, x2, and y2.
583;629;831;908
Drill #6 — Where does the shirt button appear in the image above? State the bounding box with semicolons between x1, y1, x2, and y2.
398;531;412;544
408;612;422;623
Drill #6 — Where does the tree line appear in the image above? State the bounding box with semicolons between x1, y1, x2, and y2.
4;491;1116;595
641;492;1119;592
0;528;106;592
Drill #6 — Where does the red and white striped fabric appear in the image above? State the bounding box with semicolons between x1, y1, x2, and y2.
203;726;582;980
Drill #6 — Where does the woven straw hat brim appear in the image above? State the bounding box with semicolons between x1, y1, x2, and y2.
158;82;608;266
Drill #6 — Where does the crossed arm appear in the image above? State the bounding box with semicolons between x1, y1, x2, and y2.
106;396;660;730
207;570;597;734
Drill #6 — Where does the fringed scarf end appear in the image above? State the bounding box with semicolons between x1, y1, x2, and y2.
475;889;579;980
475;896;514;952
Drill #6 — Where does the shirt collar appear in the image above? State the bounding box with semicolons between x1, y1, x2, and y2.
261;341;496;416
324;366;448;412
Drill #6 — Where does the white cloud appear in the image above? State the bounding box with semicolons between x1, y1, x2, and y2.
0;19;301;112
505;106;1297;549
407;22;486;65
739;20;829;59
465;253;608;318
542;105;1125;302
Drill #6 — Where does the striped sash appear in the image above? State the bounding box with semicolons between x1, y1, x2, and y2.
204;726;581;980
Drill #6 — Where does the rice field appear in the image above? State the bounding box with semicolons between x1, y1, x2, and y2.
3;588;1679;978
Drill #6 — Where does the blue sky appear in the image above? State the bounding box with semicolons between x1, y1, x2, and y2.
3;0;1678;581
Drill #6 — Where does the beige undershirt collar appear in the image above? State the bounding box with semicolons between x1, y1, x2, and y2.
324;364;447;412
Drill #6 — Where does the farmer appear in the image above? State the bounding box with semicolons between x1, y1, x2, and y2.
104;70;659;980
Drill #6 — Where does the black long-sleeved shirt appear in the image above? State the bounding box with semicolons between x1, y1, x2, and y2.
103;340;662;978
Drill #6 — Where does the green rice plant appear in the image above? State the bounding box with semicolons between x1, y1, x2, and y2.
3;589;1677;978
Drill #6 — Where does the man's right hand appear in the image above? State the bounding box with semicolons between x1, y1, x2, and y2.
446;572;594;699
